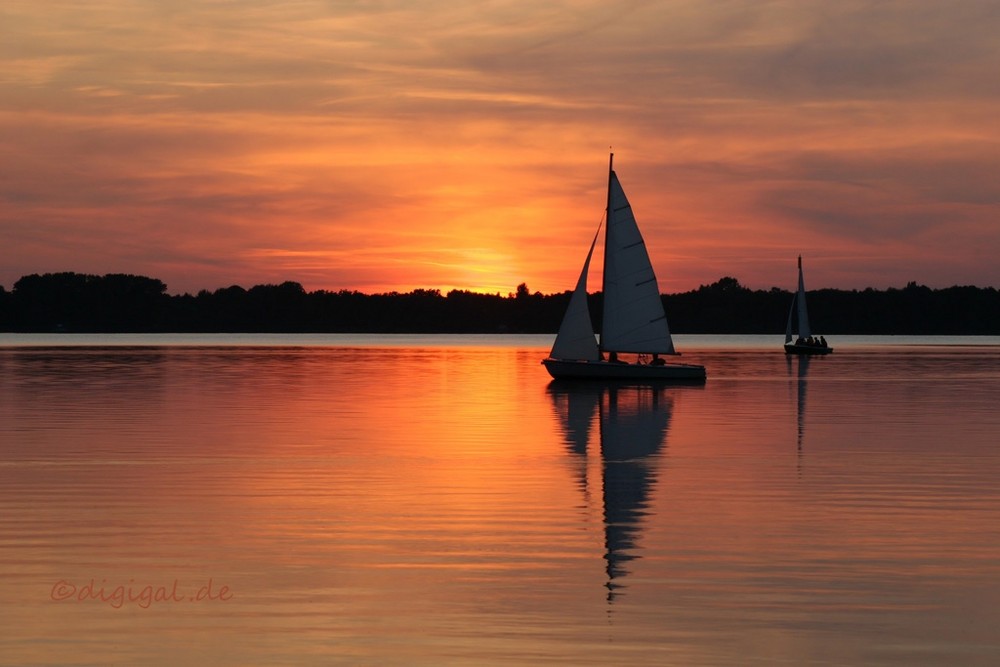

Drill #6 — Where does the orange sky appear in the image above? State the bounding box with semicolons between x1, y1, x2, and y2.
2;1;999;295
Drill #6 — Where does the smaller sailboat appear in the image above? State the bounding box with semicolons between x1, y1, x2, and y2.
542;154;706;381
784;256;832;355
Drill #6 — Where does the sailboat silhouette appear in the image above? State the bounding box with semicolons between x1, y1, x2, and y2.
542;154;706;380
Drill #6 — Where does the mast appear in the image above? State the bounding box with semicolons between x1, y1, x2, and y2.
599;152;613;353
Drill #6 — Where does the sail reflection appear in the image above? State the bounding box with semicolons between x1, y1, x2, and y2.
786;354;811;455
547;382;677;603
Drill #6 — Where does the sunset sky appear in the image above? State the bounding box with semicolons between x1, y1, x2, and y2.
3;1;999;295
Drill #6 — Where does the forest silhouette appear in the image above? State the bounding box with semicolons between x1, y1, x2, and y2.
1;272;998;334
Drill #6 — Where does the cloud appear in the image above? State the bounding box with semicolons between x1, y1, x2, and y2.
2;0;999;294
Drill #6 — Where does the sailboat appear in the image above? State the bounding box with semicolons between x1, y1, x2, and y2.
784;256;832;355
541;154;706;381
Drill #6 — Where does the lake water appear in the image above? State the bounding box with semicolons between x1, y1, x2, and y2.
2;335;1000;666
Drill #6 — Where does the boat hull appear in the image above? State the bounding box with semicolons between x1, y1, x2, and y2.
541;358;706;381
784;343;833;355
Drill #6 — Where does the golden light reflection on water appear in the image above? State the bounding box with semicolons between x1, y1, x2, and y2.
2;342;1000;665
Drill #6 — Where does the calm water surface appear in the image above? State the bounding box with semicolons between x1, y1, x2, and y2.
2;335;1000;666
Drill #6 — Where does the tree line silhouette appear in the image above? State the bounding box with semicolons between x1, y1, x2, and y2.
1;272;998;334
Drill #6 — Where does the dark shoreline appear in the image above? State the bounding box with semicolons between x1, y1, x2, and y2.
2;272;999;335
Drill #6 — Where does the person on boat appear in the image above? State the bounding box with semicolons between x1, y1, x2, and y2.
651;354;665;366
819;336;827;347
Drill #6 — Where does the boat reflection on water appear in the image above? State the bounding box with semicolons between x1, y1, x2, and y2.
547;381;697;603
787;354;811;455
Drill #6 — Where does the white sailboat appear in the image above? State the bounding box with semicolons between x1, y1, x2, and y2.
784;256;832;355
541;154;706;381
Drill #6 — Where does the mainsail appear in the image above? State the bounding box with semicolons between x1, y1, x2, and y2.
785;255;811;343
600;166;676;355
